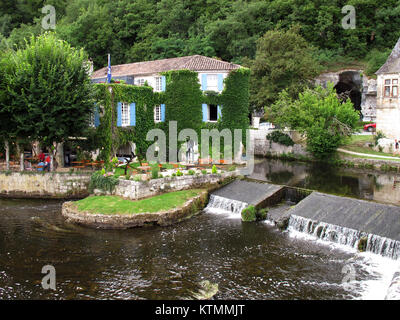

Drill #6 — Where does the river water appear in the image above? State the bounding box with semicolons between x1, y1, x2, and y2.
0;158;399;300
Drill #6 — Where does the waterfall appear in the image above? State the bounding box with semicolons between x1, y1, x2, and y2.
205;194;248;215
288;214;400;260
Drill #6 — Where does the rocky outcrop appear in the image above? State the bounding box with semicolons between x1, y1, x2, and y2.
62;190;209;229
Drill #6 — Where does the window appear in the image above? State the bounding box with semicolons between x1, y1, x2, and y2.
207;74;218;91
155;76;162;92
136;78;145;86
384;79;399;97
208;104;218;122
121;102;130;127
154;105;161;122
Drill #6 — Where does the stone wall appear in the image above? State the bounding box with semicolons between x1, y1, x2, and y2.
0;172;91;199
108;171;237;201
249;129;309;157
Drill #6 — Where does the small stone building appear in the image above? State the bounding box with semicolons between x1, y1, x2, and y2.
376;38;400;139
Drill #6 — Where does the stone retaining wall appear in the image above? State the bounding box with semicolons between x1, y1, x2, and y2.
62;190;209;229
101;171;238;201
0;172;91;199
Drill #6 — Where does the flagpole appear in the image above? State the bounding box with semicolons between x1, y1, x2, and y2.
107;53;111;83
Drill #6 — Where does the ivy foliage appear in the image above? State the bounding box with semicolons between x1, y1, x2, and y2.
93;83;157;162
163;70;203;135
220;68;251;145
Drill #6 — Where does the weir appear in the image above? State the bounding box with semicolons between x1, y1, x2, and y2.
206;179;400;260
286;192;400;259
205;180;285;214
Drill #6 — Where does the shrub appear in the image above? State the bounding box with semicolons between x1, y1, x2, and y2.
212;165;217;174
172;173;177;177
257;208;269;221
358;236;368;252
374;131;386;146
176;170;183;176
228;165;237;172
201;169;207;175
88;171;119;193
266;130;294;147
151;166;160;179
241;205;257;222
188;169;195;175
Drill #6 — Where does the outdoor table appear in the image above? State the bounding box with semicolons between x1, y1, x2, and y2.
137;166;151;173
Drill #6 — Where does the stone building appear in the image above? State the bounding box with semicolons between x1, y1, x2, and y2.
315;69;377;121
376;38;400;139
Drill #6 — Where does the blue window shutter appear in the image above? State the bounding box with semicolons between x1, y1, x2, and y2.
130;103;136;126
201;74;208;91
117;102;122;127
202;104;208;122
217;105;222;120
217;74;224;91
94;105;100;127
161;76;166;92
161;104;166;122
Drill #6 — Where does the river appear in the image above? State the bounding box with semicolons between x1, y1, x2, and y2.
0;158;399;299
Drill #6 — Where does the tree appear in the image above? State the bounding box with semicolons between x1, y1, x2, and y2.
270;84;359;159
6;32;94;169
248;28;321;113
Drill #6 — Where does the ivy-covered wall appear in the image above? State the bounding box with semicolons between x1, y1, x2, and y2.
91;67;250;162
93;83;159;162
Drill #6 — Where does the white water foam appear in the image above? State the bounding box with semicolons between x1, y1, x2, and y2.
204;194;248;219
287;215;400;300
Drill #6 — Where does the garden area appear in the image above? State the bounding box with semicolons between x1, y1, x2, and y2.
76;189;204;215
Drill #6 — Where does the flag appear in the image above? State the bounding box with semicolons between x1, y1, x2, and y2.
107;54;112;83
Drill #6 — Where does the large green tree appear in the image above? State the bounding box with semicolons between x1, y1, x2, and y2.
270;84;359;159
5;32;94;168
248;28;321;113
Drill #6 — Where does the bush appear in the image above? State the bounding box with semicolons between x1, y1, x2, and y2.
212;165;217;174
88;171;119;193
256;208;269;221
188;169;195;175
201;169;207;175
241;205;257;222
266;131;294;147
374;131;386;146
176;170;183;176
151;166;160;179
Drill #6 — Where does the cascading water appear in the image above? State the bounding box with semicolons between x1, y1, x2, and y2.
288;215;400;260
204;194;248;215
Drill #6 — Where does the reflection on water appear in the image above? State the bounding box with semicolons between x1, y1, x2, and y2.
0;198;365;300
250;158;400;205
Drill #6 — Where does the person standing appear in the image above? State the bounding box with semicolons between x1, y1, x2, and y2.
44;154;51;172
38;151;45;162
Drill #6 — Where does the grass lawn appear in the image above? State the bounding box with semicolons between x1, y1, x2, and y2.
76;189;204;215
340;135;400;158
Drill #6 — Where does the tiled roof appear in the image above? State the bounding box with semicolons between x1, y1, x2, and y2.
92;55;241;79
376;37;400;75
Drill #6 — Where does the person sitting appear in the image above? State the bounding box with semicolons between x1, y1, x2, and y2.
38;151;45;162
37;162;45;171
